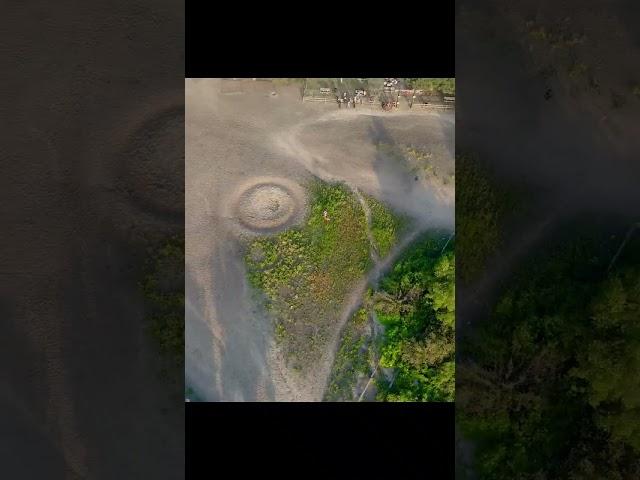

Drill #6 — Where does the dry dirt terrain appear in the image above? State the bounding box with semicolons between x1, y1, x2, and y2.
185;79;454;402
3;1;184;478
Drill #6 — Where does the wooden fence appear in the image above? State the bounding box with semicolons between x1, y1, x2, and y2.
411;103;454;110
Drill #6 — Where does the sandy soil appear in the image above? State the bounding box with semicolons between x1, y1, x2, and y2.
185;79;454;402
2;1;185;478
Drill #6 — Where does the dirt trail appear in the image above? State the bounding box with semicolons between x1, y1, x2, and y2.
273;109;455;230
353;186;381;264
185;79;454;401
315;228;424;400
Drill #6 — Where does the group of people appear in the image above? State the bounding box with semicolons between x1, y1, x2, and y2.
337;96;356;109
335;88;367;109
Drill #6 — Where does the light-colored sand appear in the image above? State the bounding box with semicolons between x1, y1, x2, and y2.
3;10;185;473
229;176;307;235
185;78;454;401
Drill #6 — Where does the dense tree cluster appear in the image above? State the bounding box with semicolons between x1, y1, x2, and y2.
374;233;455;402
458;222;640;478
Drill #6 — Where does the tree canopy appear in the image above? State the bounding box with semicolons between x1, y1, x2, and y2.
457;221;640;478
375;233;455;402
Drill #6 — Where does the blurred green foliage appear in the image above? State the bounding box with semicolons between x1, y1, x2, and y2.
458;221;640;478
141;235;185;369
456;154;522;284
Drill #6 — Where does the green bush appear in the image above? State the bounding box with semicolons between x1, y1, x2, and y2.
374;232;455;402
324;307;373;401
364;194;407;257
141;235;185;368
456;154;522;284
458;221;640;478
404;78;455;95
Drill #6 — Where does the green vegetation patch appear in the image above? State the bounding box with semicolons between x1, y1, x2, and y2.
245;181;371;370
457;218;640;478
323;306;377;401
376;143;453;187
185;386;203;402
374;232;455;402
525;22;586;49
140;235;185;370
456;154;522;284
363;193;408;258
404;78;455;95
521;20;605;95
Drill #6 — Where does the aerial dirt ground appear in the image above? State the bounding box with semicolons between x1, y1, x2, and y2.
3;2;184;477
185;79;454;401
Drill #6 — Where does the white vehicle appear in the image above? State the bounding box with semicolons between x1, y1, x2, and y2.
355;89;365;95
391;79;398;85
320;87;331;93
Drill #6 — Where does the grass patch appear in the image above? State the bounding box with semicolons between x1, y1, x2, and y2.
140;235;185;377
568;61;589;80
374;231;455;402
525;21;586;49
404;78;455;95
363;193;408;257
377;143;452;188
402;145;434;164
245;181;372;370
323;306;375;401
456;153;523;284
522;20;598;94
